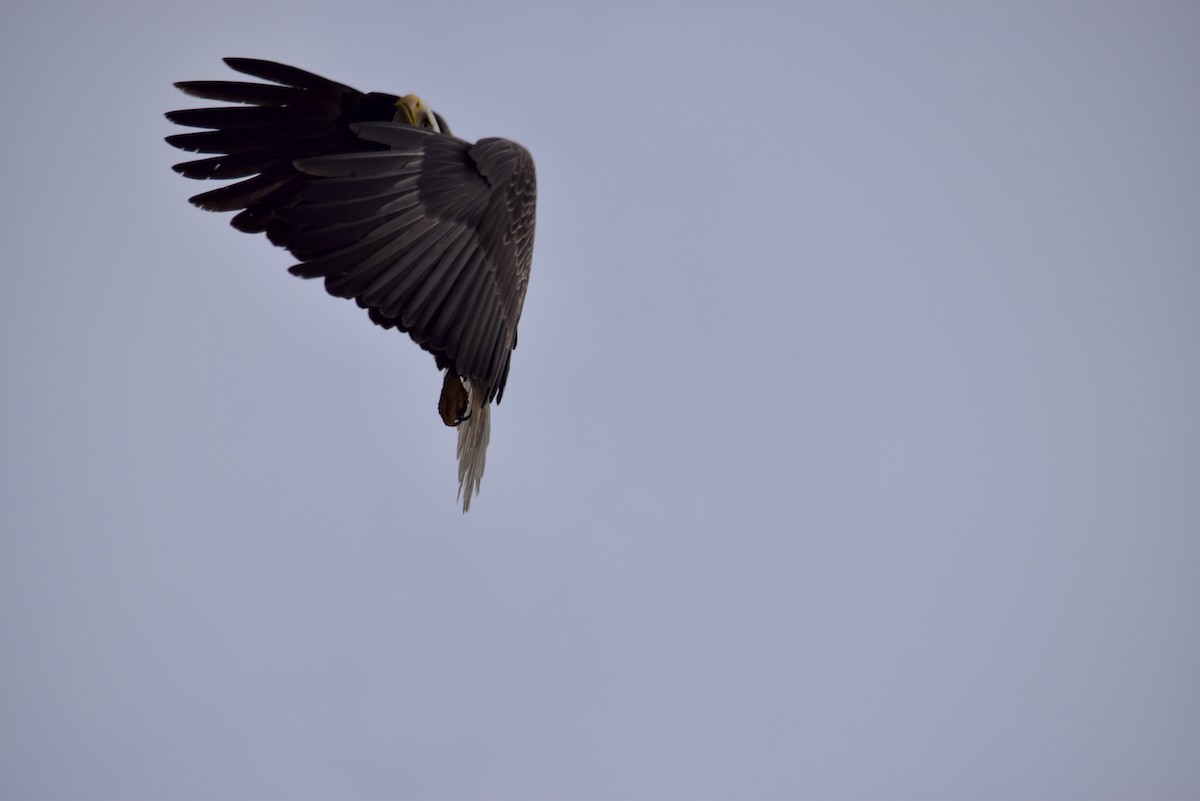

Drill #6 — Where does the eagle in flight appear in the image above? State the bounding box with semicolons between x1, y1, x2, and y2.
166;58;537;511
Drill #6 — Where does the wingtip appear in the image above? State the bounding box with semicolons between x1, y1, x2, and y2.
221;57;279;80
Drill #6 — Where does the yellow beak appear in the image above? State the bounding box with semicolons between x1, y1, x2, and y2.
396;94;439;132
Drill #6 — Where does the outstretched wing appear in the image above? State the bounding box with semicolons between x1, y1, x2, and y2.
166;59;535;402
281;124;536;403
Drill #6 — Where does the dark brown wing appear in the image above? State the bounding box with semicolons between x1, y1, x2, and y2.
281;125;536;403
165;59;537;405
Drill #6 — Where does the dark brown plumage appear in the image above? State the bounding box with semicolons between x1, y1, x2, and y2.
165;58;537;510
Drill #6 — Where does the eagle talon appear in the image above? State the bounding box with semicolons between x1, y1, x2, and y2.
438;369;471;428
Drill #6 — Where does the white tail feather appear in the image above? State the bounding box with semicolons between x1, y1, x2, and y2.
456;379;491;512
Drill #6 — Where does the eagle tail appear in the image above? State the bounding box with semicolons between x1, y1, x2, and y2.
456;380;491;512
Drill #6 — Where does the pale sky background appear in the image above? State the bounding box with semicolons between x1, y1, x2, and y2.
2;1;1198;799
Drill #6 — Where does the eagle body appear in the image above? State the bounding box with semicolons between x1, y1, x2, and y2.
166;58;537;511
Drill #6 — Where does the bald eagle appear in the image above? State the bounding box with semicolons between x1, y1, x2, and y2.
166;58;537;511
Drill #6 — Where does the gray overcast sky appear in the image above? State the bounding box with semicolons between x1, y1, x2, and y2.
2;1;1198;798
